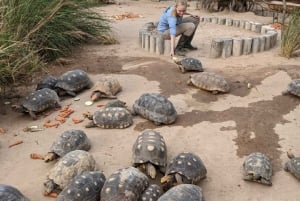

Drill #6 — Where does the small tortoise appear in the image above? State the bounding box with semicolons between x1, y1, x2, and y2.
140;184;163;201
36;75;58;90
173;57;203;73
157;184;205;201
187;72;230;94
85;107;133;129
100;167;149;201
57;171;106;201
132;93;177;125
0;184;29;201
132;130;167;179
104;99;127;108
44;129;91;162
282;79;300;97
161;152;207;191
12;88;61;120
284;151;300;180
243;152;272;186
91;76;122;102
44;150;96;196
55;69;93;97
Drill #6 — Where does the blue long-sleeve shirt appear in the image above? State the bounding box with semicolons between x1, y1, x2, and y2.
157;6;183;36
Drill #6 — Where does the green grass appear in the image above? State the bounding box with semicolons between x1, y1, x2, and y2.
0;0;115;88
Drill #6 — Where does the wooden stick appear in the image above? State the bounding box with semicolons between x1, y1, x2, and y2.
9;140;23;148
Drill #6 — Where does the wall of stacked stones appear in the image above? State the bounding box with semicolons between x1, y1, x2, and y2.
139;17;278;58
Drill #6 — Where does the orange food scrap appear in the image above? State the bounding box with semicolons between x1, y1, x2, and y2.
58;108;74;118
270;23;283;30
72;117;84;124
30;153;44;160
43;192;58;198
55;116;66;123
0;128;5;134
43;120;59;128
8;140;23;148
97;104;105;107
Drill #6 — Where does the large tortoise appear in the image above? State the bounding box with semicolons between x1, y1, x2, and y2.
157;184;205;201
36;75;58;90
132;130;167;179
243;152;272;186
173;57;203;73
100;167;149;201
0;184;29;201
282;79;300;97
55;69;93;97
104;100;127;108
44;129;91;162
12;88;61;120
132;93;177;125
56;171;106;201
161;152;207;191
90;76;122;102
187;72;230;94
284;151;300;180
140;184;163;201
44;150;96;196
85;107;133;129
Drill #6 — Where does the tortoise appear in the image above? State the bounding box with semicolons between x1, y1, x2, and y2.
132;93;177;125
187;72;230;94
173;57;203;73
104;100;127;108
56;171;106;201
0;184;29;201
85;107;133;129
243;152;272;186
36;75;58;90
161;152;207;191
90;76;122;102
132;130;167;179
55;69;93;97
140;184;163;201
44;150;96;196
44;129;91;163
12;88;61;120
100;167;149;201
284;151;300;180
157;184;205;201
282;79;300;97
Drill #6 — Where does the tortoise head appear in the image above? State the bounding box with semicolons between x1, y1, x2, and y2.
43;179;57;195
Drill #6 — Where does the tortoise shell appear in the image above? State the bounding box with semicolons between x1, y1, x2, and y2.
284;154;300;180
243;152;272;185
157;184;205;201
104;100;127;108
91;76;121;98
132;130;167;172
188;72;230;94
284;79;300;97
164;152;207;186
132;93;177;125
100;167;149;201
86;107;133;129
44;150;96;194
55;69;92;96
0;184;29;201
49;129;91;158
36;75;58;90
21;88;60;118
175;57;203;73
57;171;106;201
140;184;163;201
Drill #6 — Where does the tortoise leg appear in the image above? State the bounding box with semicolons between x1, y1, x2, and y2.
146;163;157;179
29;110;38;120
175;173;183;184
260;178;272;186
43;180;57;195
242;173;253;181
153;121;162;126
85;121;96;128
212;90;219;95
66;91;76;97
44;152;59;163
178;65;186;73
283;162;290;172
91;92;102;102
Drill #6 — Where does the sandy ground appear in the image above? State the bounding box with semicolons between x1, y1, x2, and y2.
1;0;300;200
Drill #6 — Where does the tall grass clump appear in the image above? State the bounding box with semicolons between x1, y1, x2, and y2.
0;0;115;88
281;10;300;58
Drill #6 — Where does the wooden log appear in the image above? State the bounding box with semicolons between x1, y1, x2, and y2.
225;18;233;26
253;23;263;33
261;25;270;34
156;35;165;55
252;36;260;53
233;19;240;27
164;39;171;56
258;35;266;52
149;34;157;53
267;31;278;48
144;32;150;51
221;38;233;58
141;32;146;49
139;30;143;48
210;38;224;58
264;34;271;50
240;20;246;29
245;21;252;30
204;17;212;23
232;37;243;56
211;17;218;24
218;18;226;25
242;37;253;55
